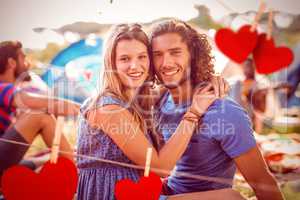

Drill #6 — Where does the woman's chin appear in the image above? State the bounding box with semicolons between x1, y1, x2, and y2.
124;82;144;90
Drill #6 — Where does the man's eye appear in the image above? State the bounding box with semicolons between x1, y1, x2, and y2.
153;53;161;57
172;51;181;55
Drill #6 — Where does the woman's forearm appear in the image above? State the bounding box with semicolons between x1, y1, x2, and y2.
154;119;198;172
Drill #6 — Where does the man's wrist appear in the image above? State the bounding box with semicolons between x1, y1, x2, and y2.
183;110;200;124
187;107;203;118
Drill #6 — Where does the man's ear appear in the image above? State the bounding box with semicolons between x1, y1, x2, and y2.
7;57;17;70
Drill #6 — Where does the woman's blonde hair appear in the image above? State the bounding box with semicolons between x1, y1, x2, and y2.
88;23;153;134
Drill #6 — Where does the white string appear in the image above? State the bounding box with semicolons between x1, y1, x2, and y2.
214;0;265;24
214;0;236;13
0;137;283;192
0;137;232;185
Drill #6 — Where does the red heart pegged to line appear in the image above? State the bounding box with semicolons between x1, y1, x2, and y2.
115;172;162;200
115;179;144;199
1;157;78;200
215;25;258;63
253;34;294;74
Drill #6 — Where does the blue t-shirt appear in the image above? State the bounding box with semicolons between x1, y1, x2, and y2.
155;92;256;194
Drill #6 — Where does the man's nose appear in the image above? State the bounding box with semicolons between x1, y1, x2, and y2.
24;58;30;68
162;53;173;67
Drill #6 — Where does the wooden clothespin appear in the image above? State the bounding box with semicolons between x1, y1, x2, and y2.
144;147;153;177
267;9;273;40
250;0;266;32
50;116;64;164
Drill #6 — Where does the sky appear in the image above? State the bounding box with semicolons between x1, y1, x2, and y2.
1;0;300;49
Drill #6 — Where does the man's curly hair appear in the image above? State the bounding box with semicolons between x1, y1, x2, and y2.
148;19;215;86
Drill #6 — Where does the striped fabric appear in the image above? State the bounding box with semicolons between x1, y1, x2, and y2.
0;82;17;135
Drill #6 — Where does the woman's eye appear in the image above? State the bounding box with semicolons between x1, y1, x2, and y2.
139;55;147;59
153;53;161;57
120;57;129;62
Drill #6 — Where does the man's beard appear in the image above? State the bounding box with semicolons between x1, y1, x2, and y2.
163;75;188;89
14;64;31;82
159;68;191;90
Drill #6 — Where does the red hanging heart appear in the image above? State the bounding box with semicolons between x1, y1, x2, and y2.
1;157;78;200
253;33;294;74
215;25;258;63
115;172;162;200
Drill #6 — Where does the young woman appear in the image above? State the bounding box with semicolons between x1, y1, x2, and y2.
76;24;243;200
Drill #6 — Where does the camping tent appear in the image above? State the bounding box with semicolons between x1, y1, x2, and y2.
41;37;103;102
